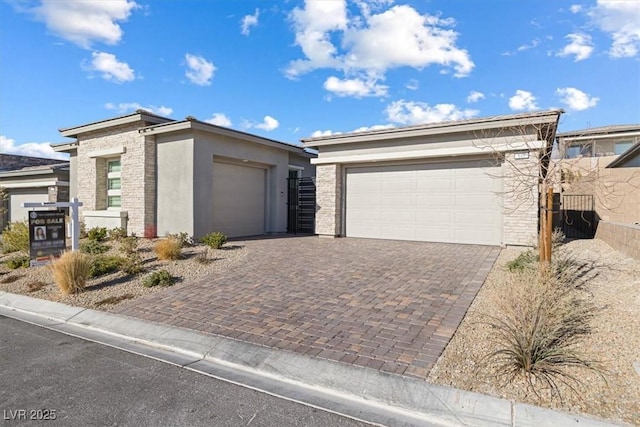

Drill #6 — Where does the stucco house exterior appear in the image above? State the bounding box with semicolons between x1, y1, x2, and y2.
303;110;563;247
52;111;315;238
0;154;70;229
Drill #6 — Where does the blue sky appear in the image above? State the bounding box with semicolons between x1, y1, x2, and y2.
1;0;639;160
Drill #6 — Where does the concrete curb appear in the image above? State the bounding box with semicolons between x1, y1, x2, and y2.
0;292;623;427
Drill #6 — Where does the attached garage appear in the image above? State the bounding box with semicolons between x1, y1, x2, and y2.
345;160;503;245
212;161;266;238
304;110;563;247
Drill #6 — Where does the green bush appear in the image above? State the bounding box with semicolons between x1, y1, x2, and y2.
119;236;138;255
5;254;30;269
89;255;125;278
506;250;538;272
118;236;142;275
87;226;108;242
108;227;128;241
1;221;29;253
80;240;110;255
142;270;174;288
201;232;227;249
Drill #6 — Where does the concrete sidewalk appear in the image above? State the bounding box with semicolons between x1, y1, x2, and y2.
0;292;622;427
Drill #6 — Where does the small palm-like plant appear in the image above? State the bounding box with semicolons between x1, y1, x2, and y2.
483;268;603;402
49;251;92;295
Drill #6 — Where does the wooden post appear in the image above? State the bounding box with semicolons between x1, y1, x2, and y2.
546;188;554;262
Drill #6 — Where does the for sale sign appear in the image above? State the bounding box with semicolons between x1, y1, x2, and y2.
28;210;66;267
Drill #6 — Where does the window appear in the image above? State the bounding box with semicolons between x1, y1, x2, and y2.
566;143;592;159
107;159;121;209
614;140;633;155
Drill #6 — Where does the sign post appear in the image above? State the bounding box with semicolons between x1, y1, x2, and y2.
22;197;83;252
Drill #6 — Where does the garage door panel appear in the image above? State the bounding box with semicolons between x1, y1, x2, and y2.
346;161;502;245
212;162;265;238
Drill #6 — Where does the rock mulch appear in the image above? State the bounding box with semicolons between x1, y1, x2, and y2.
428;239;640;426
0;238;247;311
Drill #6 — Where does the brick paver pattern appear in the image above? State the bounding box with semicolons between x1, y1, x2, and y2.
114;237;500;379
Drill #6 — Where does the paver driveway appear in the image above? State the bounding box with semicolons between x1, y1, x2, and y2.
114;236;500;379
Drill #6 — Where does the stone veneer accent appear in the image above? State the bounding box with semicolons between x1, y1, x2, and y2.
315;164;342;236
76;122;156;235
502;151;540;246
595;221;640;260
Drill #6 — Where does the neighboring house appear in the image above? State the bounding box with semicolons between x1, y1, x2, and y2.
302;110;562;247
557;124;640;169
51;111;315;238
556;125;640;227
0;154;70;229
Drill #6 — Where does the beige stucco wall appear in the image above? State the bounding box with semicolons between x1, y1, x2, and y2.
594;168;640;224
156;133;195;236
595;221;640;260
289;153;315;178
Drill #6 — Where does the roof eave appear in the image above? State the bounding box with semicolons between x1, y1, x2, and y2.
59;111;173;138
302;110;563;148
606;142;640;168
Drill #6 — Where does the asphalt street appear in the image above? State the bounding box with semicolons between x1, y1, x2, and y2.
0;315;371;427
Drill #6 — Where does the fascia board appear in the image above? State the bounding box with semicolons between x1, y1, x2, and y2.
311;141;544;165
303;114;559;148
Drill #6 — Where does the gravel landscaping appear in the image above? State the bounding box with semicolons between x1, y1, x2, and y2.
428;239;640;426
0;238;247;311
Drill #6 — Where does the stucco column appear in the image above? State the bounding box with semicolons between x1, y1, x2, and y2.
315;164;342;237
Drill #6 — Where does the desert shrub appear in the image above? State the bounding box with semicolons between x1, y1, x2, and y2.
483;268;602;402
142;269;174;288
144;224;157;239
194;248;211;264
87;226;108;242
118;236;143;275
166;232;193;247
89;255;125;278
201;232;227;249
154;238;182;260
49;251;92;295
506;250;538;271
5;254;30;269
1;221;29;253
80;240;110;255
108;227;128;241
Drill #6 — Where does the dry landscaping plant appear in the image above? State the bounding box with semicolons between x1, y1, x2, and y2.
49;251;92;295
154;238;182;260
483;266;603;403
26;281;47;293
1;221;29;253
95;294;134;307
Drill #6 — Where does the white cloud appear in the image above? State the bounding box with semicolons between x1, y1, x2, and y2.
405;79;419;90
570;4;583;13
556;87;599;111
590;0;640;58
86;52;135;82
352;124;396;133
184;53;216;86
0;135;68;160
517;38;540;52
206;113;232;127
466;91;485;103
254;116;279;131
105;102;173;116
311;129;339;138
323;76;388;97
241;9;259;36
286;2;474;96
557;33;593;61
508;90;538;111
31;0;138;48
385;100;478;125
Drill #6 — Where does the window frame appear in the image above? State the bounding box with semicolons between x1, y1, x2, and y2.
106;158;122;209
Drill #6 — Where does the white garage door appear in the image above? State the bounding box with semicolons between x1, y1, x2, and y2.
212;161;266;238
9;190;49;223
345;160;503;245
